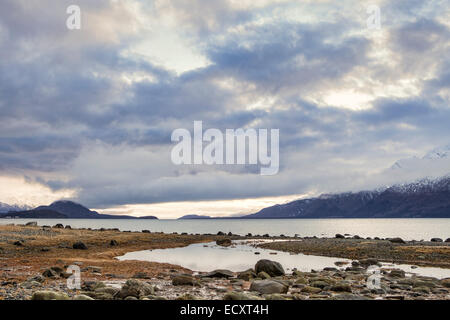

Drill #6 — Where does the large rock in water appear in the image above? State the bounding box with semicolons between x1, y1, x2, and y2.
116;279;154;299
255;260;285;277
216;239;232;247
201;269;234;278
250;280;288;294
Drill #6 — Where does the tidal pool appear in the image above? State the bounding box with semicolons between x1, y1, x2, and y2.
116;240;450;279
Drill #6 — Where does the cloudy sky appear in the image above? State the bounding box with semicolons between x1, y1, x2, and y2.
0;0;449;218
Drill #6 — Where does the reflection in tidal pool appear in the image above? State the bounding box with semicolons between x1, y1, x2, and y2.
116;240;450;279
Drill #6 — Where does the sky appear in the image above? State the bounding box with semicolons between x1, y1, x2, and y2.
0;0;450;218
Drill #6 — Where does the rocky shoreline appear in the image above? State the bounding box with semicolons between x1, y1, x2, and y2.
0;224;449;300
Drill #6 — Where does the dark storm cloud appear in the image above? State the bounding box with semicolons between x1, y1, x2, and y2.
0;0;449;208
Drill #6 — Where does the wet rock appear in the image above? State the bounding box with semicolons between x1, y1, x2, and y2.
82;281;106;291
175;294;197;300
445;238;450;243
250;280;289;294
73;294;94;300
73;241;88;250
216;239;232;247
53;224;64;229
65;225;72;229
255;259;285;277
257;271;271;280
440;278;450;288
28;275;45;283
172;275;199;286
332;294;371;300
389;237;405;244
202;269;234;279
13;241;23;246
224;291;262;300
21;281;41;289
142;230;151;233
133;272;151;279
237;269;256;281
389;269;406;278
335;234;345;239
217;231;225;236
323;267;338;272
430;238;443;242
94;287;120;300
42;268;59;278
358;258;379;267
300;286;322;294
413;286;431;294
117;280;154;299
330;283;352;292
294;277;308;285
25;222;37;227
311;280;330;289
109;240;118;246
264;293;289;300
32;291;70;300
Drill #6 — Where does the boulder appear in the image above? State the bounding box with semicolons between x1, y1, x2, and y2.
132;272;151;279
73;294;95;300
32;291;70;300
330;283;352;292
142;230;151;233
73;241;88;250
216;239;232;247
237;269;256;281
116;279;154;299
109;240;118;246
439;278;450;288
172;275;199;286
335;234;345;239
445;238;450;243
255;260;285;277
25;222;38;227
257;271;271;279
300;286;322;294
332;294;371;300
223;291;263;300
389;237;405;244
42;268;58;278
53;224;64;229
201;269;234;279
430;238;443;242
250;280;288;294
389;269;406;278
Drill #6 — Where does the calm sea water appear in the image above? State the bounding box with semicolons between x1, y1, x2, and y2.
1;218;449;241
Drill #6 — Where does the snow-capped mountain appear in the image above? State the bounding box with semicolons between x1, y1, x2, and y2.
0;202;32;213
245;175;450;219
423;145;450;160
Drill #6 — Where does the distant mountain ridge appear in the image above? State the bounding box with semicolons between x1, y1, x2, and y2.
245;176;450;219
0;200;158;219
178;215;212;219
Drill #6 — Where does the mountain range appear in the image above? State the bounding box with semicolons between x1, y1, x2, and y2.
245;176;450;219
0;201;158;219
